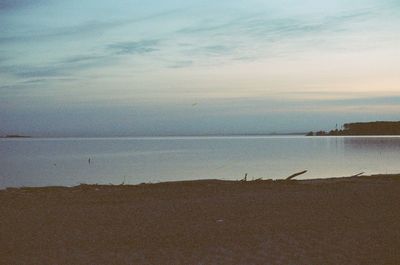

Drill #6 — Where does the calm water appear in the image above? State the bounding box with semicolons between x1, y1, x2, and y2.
1;136;400;188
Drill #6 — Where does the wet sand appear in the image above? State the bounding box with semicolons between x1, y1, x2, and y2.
1;175;400;264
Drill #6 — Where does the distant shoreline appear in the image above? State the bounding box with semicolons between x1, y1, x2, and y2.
1;135;31;138
4;121;400;138
4;134;400;140
307;121;400;136
0;133;307;139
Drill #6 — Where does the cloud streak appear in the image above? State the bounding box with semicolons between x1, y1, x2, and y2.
0;0;45;11
0;37;162;79
107;40;159;55
177;8;377;54
0;8;183;44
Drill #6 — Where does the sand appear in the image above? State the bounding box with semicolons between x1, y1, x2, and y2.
1;175;400;264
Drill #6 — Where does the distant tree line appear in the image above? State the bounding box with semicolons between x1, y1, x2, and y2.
306;121;400;136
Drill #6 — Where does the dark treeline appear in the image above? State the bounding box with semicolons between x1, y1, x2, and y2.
2;135;31;138
307;121;400;136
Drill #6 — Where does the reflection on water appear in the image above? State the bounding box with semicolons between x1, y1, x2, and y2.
1;136;400;188
344;136;400;151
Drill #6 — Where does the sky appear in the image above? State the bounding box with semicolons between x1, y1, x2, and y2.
1;0;400;136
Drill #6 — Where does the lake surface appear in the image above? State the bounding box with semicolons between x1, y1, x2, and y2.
1;136;400;188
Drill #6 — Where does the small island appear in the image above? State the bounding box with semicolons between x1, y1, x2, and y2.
307;121;400;136
1;135;31;138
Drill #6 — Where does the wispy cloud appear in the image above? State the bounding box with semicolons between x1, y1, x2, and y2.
107;40;159;55
189;96;400;116
0;8;183;44
0;52;112;79
319;96;400;106
0;20;127;44
178;8;376;49
0;64;63;78
150;6;385;69
195;45;234;56
0;0;45;11
0;37;163;79
59;54;108;64
168;60;193;69
0;54;11;63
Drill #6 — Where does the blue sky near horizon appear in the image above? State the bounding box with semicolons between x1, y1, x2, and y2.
1;0;400;136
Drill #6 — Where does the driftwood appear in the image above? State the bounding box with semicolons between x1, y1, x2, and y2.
347;172;364;178
285;170;308;180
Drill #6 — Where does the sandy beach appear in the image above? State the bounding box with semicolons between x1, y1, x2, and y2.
1;175;400;264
